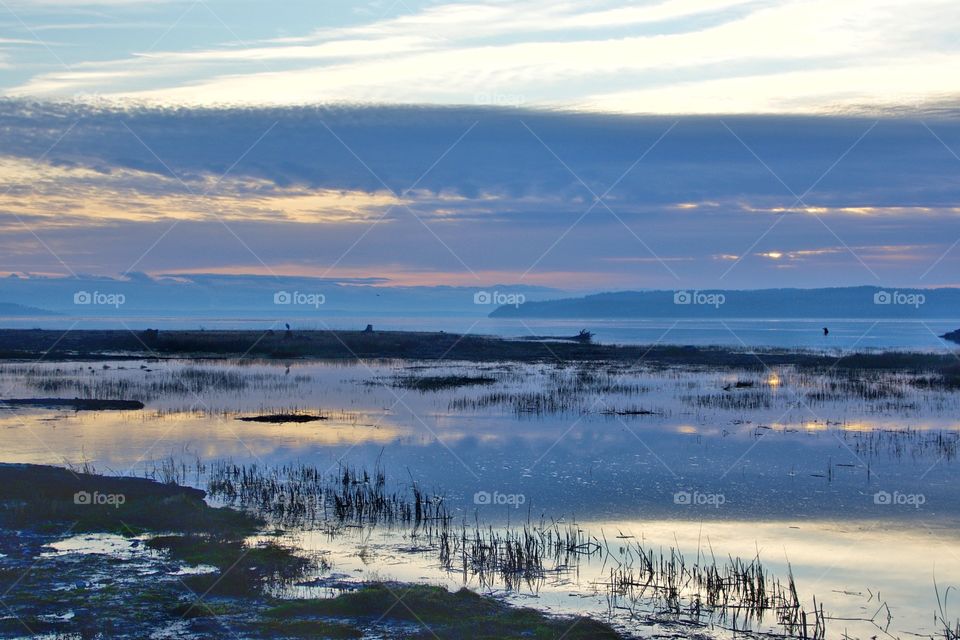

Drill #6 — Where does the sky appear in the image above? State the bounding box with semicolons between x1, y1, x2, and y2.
0;0;959;291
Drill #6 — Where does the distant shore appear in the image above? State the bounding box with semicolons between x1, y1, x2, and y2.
0;328;957;372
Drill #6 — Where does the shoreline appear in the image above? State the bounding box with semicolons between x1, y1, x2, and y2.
0;327;957;370
0;462;627;640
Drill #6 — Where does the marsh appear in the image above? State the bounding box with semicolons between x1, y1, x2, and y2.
1;341;958;639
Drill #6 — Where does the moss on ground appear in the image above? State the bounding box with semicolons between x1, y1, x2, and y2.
255;619;364;638
266;582;624;639
0;464;630;639
0;463;259;537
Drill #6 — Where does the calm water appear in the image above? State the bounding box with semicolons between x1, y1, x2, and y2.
1;358;958;638
3;316;959;350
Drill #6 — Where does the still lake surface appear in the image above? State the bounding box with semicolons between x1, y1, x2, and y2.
1;355;958;638
3;315;959;350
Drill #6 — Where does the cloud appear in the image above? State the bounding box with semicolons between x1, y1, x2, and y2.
0;38;51;45
1;100;959;288
5;101;960;207
580;55;960;114
5;0;960;114
0;155;408;226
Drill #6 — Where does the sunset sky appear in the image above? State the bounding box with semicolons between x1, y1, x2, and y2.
1;0;959;290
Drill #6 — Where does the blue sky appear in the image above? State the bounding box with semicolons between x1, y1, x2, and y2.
0;1;959;290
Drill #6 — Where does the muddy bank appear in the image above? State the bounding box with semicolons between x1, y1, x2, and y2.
0;328;957;371
237;413;328;423
0;463;629;639
0;397;144;410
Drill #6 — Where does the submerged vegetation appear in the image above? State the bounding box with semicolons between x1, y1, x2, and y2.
204;460;839;638
0;361;309;403
384;374;498;391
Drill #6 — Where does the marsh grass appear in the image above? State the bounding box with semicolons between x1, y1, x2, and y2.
843;428;959;462
598;406;660;416
0;362;309;403
205;461;833;638
936;580;960;640
682;390;773;410
438;362;960;425
381;374;498;391
434;519;602;590
447;365;651;416
604;544;825;638
207;461;449;529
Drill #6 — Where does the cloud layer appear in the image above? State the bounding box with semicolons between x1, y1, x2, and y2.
1;101;959;289
3;0;959;113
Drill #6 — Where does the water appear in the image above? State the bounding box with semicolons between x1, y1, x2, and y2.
2;316;958;350
0;358;958;638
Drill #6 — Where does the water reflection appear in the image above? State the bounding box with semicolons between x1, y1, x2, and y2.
274;517;960;639
1;358;958;638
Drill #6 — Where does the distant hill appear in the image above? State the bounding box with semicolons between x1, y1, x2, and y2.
0;274;558;318
490;286;960;319
0;302;58;317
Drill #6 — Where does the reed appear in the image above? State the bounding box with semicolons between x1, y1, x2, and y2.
206;461;450;529
936;579;959;640
203;460;830;638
